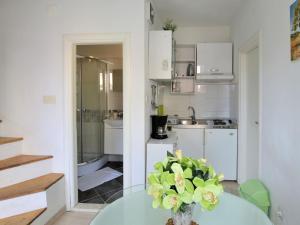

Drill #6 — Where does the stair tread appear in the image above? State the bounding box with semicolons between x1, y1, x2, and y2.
0;155;53;171
0;173;64;201
0;208;46;225
0;137;23;145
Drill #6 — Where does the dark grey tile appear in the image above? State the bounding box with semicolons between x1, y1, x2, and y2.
115;167;123;173
83;195;105;204
78;189;98;202
104;161;123;170
116;176;123;185
100;187;123;202
94;179;122;196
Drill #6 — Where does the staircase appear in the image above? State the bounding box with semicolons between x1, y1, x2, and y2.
0;120;65;225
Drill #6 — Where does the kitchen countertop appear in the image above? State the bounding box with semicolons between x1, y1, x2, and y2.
147;132;177;145
172;124;238;129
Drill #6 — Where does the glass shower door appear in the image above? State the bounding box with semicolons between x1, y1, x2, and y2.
77;58;107;164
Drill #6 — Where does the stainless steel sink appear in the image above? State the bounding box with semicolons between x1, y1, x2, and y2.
178;119;197;125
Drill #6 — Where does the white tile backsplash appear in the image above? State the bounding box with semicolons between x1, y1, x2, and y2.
161;84;237;118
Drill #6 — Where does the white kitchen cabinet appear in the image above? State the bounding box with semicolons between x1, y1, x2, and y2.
172;128;204;159
149;31;173;80
196;43;232;75
204;129;237;180
146;132;177;178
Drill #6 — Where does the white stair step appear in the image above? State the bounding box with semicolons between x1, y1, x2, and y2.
0;137;23;160
0;155;53;188
0;174;64;220
0;192;47;219
31;177;65;225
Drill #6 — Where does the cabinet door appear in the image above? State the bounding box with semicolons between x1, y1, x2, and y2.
205;129;237;180
104;128;123;155
146;143;175;179
173;128;204;159
197;43;232;75
149;31;172;80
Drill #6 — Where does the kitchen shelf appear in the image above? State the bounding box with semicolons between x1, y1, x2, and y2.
173;76;195;79
174;61;195;64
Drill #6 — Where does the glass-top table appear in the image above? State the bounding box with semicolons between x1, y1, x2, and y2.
90;186;273;225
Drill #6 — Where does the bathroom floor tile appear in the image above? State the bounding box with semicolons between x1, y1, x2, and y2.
78;189;98;202
99;187;123;202
94;179;122;195
83;195;105;204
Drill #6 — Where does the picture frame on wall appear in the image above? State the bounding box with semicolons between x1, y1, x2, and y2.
290;0;300;61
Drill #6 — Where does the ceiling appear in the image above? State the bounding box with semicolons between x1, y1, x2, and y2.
152;0;243;27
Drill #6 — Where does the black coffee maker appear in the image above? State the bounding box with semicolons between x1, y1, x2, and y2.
151;115;168;139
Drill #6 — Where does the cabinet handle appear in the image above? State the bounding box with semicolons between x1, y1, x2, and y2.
162;60;169;71
229;133;234;136
209;68;220;72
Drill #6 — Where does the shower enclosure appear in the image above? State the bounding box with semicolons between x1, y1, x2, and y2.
76;57;108;164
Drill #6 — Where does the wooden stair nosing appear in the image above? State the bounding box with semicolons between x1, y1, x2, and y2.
0;208;46;225
0;137;23;145
0;155;53;171
0;173;64;201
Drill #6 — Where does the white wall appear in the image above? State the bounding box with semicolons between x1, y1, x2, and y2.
0;0;146;186
232;0;300;224
162;84;236;119
173;26;231;44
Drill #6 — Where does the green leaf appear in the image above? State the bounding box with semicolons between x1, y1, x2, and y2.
193;187;203;202
160;172;175;186
193;177;205;187
148;173;160;185
185;179;194;193
183;168;193;179
162;157;169;168
208;166;216;177
167;151;174;157
165;189;177;195
171;163;183;174
152;198;161;208
181;191;193;204
154;162;164;172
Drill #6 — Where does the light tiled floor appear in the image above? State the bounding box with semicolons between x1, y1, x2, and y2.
53;181;239;225
52;211;96;225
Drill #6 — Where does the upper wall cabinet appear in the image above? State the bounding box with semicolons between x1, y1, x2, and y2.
149;31;173;80
196;43;233;80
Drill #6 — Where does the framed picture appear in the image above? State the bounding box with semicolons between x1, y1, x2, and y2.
290;0;300;61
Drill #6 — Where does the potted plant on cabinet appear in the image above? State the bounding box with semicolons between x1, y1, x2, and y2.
147;150;224;225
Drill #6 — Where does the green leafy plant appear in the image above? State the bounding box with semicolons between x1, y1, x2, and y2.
147;150;224;213
162;19;177;32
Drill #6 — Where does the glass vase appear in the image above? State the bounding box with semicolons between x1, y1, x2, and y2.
171;204;195;225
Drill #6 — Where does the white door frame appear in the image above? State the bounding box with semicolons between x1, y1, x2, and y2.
238;31;263;183
63;33;132;210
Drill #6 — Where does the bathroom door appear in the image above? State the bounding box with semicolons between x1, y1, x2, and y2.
77;58;107;164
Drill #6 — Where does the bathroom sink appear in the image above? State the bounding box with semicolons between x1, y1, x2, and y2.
104;119;123;128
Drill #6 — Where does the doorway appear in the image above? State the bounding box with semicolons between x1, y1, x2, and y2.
238;33;261;183
63;33;132;211
76;44;124;206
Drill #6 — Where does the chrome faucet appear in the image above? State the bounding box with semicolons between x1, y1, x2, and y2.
188;106;196;124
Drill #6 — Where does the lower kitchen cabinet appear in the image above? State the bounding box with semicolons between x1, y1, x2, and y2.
173;128;204;159
205;129;237;180
146;132;177;179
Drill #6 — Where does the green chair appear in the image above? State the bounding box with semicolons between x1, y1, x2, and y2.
239;179;271;216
